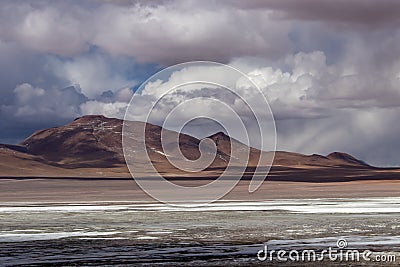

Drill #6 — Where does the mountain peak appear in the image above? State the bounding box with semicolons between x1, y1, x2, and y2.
73;115;116;123
327;152;368;166
207;131;230;140
70;115;124;128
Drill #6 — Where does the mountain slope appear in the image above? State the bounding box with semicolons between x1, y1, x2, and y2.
20;115;228;171
204;132;369;168
22;115;124;168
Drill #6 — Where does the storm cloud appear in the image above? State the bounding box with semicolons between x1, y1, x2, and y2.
0;0;399;166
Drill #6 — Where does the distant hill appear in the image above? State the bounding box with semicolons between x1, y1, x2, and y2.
1;115;399;182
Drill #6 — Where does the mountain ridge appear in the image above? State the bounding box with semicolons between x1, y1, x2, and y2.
19;115;369;168
2;115;398;182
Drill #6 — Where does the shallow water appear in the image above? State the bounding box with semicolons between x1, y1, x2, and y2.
1;198;399;266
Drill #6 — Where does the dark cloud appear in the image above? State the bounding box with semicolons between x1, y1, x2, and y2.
229;0;400;27
0;0;294;64
0;83;86;144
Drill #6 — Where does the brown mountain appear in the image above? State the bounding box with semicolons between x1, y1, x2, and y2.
204;131;369;168
21;115;125;168
1;115;399;181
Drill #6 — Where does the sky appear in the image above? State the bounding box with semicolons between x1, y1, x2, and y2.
0;0;400;166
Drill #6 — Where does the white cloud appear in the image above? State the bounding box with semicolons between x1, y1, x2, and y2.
14;83;45;104
5;81;135;121
49;54;137;98
0;3;91;56
80;100;128;119
91;3;292;64
0;1;293;64
113;87;134;102
3;83;87;120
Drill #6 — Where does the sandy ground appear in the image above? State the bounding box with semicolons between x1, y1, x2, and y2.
0;178;399;203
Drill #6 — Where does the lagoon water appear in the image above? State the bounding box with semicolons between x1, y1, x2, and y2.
1;198;400;266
